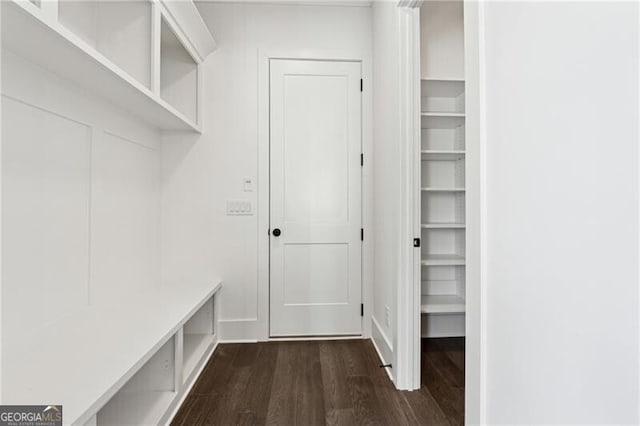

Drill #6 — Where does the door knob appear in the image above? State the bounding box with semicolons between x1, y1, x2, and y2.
272;228;282;237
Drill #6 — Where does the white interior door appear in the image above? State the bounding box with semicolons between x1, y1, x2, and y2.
270;59;362;337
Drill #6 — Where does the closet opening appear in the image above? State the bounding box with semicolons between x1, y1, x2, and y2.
406;1;479;423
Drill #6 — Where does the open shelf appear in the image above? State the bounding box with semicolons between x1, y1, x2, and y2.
422;188;465;225
422;254;466;266
422;77;465;82
97;391;175;426
421;154;464;189
422;223;465;229
1;1;200;132
96;337;176;426
421;295;465;314
161;17;198;125
421;79;465;115
183;334;215;381
182;296;215;382
58;0;152;89
422;228;465;263
422;264;465;295
422;127;465;151
422;114;465;130
422;188;465;192
422;112;465;118
421;150;465;161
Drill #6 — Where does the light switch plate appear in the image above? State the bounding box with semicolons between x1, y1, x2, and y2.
243;177;254;192
227;200;253;215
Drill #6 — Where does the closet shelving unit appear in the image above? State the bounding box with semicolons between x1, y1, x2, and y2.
420;78;467;330
1;0;212;132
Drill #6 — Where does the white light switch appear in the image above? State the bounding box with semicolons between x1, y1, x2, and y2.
227;200;253;215
243;177;254;192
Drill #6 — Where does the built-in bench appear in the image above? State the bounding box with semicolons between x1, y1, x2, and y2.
5;281;221;425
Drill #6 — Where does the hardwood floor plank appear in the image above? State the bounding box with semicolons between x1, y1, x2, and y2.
208;355;257;424
319;341;353;411
325;408;357;426
294;342;326;426
422;361;464;425
339;339;370;377
403;386;451;426
233;342;279;425
346;375;387;426
425;338;465;373
424;339;465;388
171;394;217;426
189;343;240;395
358;340;419;426
265;342;299;425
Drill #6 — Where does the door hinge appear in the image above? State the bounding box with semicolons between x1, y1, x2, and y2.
360;79;363;92
360;153;364;167
413;238;421;248
361;304;364;317
361;228;364;241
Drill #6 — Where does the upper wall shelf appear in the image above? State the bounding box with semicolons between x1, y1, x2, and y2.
1;0;216;133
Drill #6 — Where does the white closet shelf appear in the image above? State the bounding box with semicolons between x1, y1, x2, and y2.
421;187;466;192
421;254;466;266
421;150;465;161
422;223;465;229
5;280;222;424
97;390;176;426
421;112;465;118
421;114;465;129
2;1;201;132
422;77;465;82
421;295;466;314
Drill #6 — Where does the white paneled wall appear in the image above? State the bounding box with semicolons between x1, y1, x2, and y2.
90;132;160;305
2;95;91;353
162;2;373;341
1;50;162;366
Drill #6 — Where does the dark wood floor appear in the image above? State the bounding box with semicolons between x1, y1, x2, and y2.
172;338;464;426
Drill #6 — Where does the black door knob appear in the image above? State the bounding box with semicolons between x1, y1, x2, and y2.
272;228;282;237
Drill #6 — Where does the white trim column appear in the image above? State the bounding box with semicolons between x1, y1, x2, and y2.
395;1;422;391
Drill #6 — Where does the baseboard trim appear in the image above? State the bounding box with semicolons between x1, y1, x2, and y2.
219;318;261;341
371;316;394;383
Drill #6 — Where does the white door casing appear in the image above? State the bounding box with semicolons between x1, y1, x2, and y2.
269;59;362;337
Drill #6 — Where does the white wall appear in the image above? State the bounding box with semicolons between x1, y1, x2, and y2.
163;2;373;340
371;1;400;372
1;50;162;382
482;2;639;423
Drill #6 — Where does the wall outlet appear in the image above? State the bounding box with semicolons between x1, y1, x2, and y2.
385;305;391;327
227;199;253;215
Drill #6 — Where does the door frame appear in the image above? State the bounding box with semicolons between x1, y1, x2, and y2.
397;1;485;423
256;49;373;342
